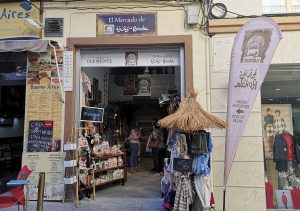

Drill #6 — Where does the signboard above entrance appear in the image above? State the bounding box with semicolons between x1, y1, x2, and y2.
97;13;156;36
0;3;40;39
80;50;180;67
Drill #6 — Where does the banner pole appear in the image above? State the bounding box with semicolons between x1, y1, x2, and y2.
223;186;226;211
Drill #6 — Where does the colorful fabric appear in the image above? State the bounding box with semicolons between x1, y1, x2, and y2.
191;131;208;155
273;117;286;135
265;124;274;139
194;175;211;208
173;175;193;211
283;133;295;161
265;181;274;209
193;154;210;176
207;132;213;153
291;189;300;209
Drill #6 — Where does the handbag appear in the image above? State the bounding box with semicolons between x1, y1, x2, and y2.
147;136;159;149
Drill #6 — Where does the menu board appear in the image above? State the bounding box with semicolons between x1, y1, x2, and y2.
28;120;53;152
24;49;63;152
22;152;65;201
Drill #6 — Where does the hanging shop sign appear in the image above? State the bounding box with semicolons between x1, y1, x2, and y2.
173;158;193;172
97;13;156;36
224;17;282;187
24;48;64;152
22;152;65;201
80;106;104;123
81;50;180;67
0;3;40;39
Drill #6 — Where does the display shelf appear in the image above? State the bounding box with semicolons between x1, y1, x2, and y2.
94;177;124;186
93;165;125;173
93;153;124;160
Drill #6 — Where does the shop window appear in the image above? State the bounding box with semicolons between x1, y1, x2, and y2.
261;66;300;209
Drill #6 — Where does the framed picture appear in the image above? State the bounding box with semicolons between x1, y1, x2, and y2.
275;190;293;209
261;104;293;159
123;75;138;95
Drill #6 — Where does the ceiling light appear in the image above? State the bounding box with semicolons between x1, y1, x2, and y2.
297;99;300;101
269;98;274;101
275;88;281;91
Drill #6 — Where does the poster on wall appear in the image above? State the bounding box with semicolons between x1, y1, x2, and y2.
22;152;65;201
261;104;293;159
24;48;64;152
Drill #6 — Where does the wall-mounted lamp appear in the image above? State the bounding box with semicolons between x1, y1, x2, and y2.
20;0;42;11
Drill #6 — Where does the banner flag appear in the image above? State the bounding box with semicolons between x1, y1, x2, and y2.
224;17;282;186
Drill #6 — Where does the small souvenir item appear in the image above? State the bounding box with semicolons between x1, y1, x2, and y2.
79;157;87;169
118;156;123;165
78;136;89;149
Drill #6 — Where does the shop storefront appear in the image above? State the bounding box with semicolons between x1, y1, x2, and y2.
262;65;300;209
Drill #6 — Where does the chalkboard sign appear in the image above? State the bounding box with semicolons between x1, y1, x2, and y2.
27;120;53;152
173;158;193;172
80;106;104;123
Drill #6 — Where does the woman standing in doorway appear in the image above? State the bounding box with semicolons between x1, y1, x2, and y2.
128;121;142;173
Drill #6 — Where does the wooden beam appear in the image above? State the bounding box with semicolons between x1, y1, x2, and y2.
209;16;300;34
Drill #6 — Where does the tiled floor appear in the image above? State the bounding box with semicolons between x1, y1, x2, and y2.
1;158;164;211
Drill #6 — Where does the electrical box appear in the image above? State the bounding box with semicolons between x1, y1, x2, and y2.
187;5;200;25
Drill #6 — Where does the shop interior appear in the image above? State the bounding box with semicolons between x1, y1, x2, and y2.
0;52;27;193
78;63;181;198
261;66;300;209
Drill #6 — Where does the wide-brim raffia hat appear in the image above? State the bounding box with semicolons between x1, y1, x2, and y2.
158;91;227;132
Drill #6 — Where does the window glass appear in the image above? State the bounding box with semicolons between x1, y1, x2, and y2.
261;67;300;209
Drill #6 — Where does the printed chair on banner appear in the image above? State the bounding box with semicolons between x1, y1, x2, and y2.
0;165;32;211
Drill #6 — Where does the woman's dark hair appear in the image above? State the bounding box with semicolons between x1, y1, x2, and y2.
275;110;281;115
267;108;271;112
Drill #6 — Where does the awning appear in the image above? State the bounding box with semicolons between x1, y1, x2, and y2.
0;39;49;53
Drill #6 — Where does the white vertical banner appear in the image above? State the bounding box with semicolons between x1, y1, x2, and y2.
224;17;282;187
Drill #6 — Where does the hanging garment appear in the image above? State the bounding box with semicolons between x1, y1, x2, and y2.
191;131;208;155
173;175;193;211
194;175;211;209
193;154;210;176
206;132;213;153
283;132;295;161
175;134;188;158
265;181;274;209
291;188;300;209
273;117;286;135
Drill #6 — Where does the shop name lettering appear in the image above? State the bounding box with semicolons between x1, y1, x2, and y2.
0;8;30;20
31;85;60;90
234;69;257;90
108;16;146;23
115;25;149;33
151;55;175;65
107;16;150;33
86;56;112;64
